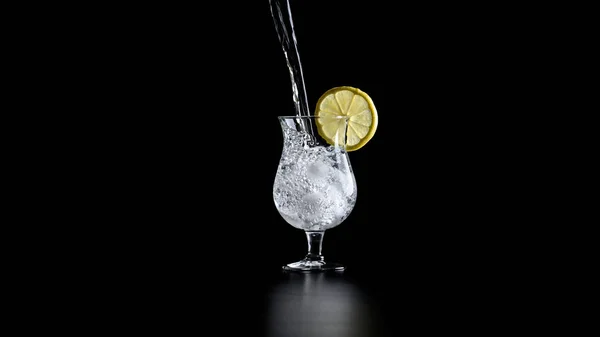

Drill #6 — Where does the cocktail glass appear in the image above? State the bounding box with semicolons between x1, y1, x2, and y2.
273;115;357;272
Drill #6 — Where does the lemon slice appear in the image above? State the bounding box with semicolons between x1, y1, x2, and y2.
315;86;378;151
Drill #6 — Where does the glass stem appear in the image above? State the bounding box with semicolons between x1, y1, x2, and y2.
305;231;325;262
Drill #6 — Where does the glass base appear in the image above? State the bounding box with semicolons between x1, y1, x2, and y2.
282;259;345;272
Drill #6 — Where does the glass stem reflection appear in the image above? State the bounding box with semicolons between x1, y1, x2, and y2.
305;231;325;262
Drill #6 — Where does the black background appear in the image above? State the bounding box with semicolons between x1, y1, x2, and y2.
65;1;559;334
112;3;530;264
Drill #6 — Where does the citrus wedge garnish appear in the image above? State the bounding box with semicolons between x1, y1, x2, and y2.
315;86;378;151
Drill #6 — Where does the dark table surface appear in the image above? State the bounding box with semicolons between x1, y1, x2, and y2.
259;269;391;337
89;233;527;336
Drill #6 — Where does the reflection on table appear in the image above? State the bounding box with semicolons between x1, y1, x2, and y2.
266;271;388;337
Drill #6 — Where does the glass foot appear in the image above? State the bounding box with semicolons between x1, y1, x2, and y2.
282;259;345;272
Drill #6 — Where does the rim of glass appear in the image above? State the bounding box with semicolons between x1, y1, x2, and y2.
277;115;349;119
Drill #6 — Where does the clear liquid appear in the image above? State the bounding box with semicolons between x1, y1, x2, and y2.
273;128;357;231
269;0;310;118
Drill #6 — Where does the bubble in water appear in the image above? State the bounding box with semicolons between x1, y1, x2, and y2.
306;162;330;185
333;168;356;196
300;191;325;223
324;187;346;219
